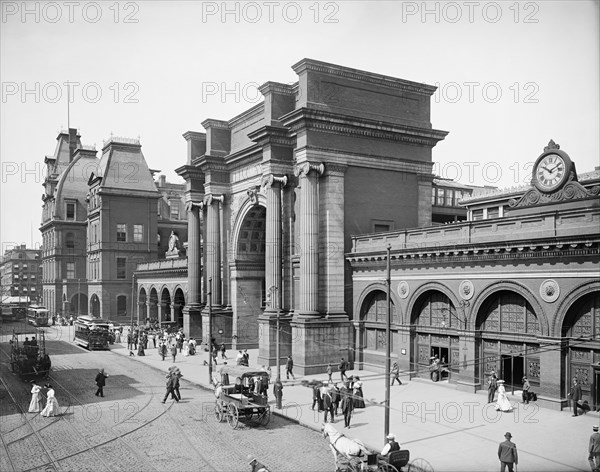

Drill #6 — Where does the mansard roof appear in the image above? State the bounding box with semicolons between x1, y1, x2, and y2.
53;147;99;219
97;136;158;194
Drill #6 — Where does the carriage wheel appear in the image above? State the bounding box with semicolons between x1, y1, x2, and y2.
258;406;270;426
377;463;399;472
227;403;239;429
408;458;434;472
214;402;225;422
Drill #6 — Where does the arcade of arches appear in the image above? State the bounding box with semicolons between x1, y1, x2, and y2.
136;286;186;327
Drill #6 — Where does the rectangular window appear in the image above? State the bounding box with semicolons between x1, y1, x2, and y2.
487;207;499;219
133;224;143;242
170;202;180;220
437;188;445;206
431;188;436;205
472;209;484;221
66;262;75;279
116;224;127;242
116;257;126;279
373;224;391;233
66;202;75;220
445;190;453;206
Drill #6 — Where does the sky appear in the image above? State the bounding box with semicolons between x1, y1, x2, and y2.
1;0;598;250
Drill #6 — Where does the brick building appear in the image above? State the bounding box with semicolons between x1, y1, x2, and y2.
347;141;600;410
0;245;42;302
177;58;448;373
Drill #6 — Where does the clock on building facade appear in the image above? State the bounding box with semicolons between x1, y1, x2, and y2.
532;140;576;193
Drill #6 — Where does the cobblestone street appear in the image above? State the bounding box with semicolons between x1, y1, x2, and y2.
0;324;332;472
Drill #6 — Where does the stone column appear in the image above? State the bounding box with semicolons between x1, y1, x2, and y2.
262;174;288;313
204;194;224;306
183;201;204;338
295;162;324;319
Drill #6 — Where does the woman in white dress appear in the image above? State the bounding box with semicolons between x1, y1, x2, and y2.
182;339;189;356
41;384;60;417
495;380;513;412
28;382;43;413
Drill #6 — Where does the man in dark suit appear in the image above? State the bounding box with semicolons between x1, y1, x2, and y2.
498;432;518;472
487;370;498;403
570;377;583;416
589;425;600;472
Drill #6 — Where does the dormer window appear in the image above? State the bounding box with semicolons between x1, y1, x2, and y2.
66;201;76;220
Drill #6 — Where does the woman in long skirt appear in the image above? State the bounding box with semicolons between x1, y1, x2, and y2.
28;382;43;413
495;380;513;412
352;376;365;409
41;384;60;417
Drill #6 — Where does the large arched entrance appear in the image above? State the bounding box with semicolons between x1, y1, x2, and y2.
138;288;147;321
476;290;541;391
561;291;600;408
230;205;266;349
411;291;458;379
357;289;398;368
149;288;158;321
174;288;185;327
161;288;172;323
90;294;100;317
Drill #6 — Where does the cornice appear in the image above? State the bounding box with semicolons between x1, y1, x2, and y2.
182;131;206;142
201;119;229;130
247;125;295;148
258;81;296;96
175;164;205;181
291;58;438;96
281;108;448;148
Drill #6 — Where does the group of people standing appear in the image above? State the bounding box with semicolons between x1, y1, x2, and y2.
311;373;365;428
28;382;60;417
487;371;536;413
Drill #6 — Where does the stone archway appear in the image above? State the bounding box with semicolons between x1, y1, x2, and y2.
70;293;88;317
138;288;147;321
149;288;158;321
90;293;100;317
161;288;172;323
174;287;185;327
230;204;266;349
357;288;398;368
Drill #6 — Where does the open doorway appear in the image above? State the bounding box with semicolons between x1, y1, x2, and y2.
501;355;525;391
431;346;450;380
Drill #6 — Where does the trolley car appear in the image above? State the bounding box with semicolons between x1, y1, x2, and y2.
74;315;111;350
1;303;27;322
26;305;50;326
9;328;51;379
214;365;271;429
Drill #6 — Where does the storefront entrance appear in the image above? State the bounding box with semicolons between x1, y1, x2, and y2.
501;354;525;392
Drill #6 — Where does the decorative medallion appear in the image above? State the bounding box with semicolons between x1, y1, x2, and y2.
459;280;474;300
540;279;560;303
397;281;409;299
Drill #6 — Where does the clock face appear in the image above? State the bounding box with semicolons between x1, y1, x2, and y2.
535;153;568;192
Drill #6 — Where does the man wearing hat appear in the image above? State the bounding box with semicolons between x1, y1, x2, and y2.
487;370;498;403
378;433;401;461
589;425;600;472
498;432;518;472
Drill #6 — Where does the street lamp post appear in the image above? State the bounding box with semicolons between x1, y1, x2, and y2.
384;244;391;440
78;278;81;318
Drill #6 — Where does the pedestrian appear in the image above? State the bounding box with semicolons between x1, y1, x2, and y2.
340;381;354;428
497;432;518;472
236;350;244;365
273;378;283;409
243;349;250;366
95;368;108;397
160;341;167;360
589;425;600;472
321;383;335;423
327;363;333;383
152;333;157;348
569;377;583;416
212;345;218;365
161;373;179;403
127;332;133;351
41;384;60;417
137;340;145;356
391;362;402;386
133;331;138;350
171;343;177;363
183;339;189;356
522;376;531;404
352;376;365;409
487;370;498;403
339;357;348;381
286;355;295;380
332;383;341;415
28;381;43;413
220;343;227;359
312;382;323;411
168;366;182;400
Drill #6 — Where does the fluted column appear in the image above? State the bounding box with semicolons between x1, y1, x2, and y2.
185;201;203;308
295;162;324;318
262;174;288;312
204;194;224;306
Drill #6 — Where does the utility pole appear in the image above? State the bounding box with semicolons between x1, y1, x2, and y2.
208;277;213;384
384;244;391;440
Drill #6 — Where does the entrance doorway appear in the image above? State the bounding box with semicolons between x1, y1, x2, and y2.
431;346;449;380
501;355;524;391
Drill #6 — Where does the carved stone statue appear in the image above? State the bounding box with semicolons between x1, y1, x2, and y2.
166;231;181;258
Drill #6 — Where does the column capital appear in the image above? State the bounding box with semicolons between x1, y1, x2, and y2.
185;200;205;212
261;173;288;189
323;163;348;176
294;162;324;178
203;194;225;206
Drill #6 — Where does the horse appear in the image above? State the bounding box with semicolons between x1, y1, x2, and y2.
322;423;370;470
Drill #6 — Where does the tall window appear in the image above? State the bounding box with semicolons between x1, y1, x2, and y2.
116;258;126;279
431;188;436;205
133;224;143;242
437;188;445;206
170;202;180;220
116;224;127;242
66;262;75;279
445;189;454;206
66;202;75;220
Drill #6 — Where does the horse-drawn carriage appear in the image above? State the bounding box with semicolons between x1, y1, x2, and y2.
214;365;271;429
9;328;51;379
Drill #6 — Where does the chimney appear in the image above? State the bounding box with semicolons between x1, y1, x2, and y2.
159;175;166;187
69;128;78;162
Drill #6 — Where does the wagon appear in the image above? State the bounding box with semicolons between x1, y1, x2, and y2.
214;365;271;429
9;328;51;379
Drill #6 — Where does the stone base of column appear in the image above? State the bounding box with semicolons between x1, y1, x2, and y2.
290;318;353;376
257;311;292;371
296;310;321;320
201;306;233;349
182;304;203;339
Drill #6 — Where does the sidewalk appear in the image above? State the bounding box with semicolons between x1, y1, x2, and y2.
111;342;591;472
